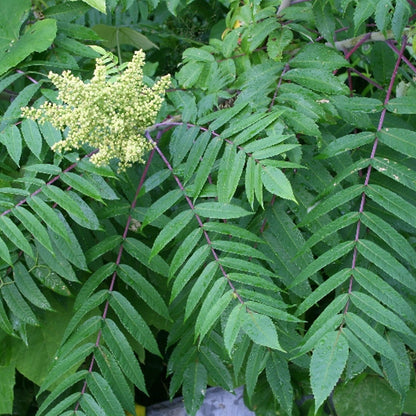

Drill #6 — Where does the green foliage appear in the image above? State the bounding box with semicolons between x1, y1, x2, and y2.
1;0;416;415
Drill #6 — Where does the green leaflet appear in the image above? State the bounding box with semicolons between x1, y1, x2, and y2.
170;244;210;301
219;257;274;277
344;312;398;361
169;125;200;167
284;68;348;95
290;240;355;288
169;228;203;277
94;345;135;415
242;310;284;351
1;278;38;326
372;157;416;193
353;267;416;322
183;130;211;182
26;196;70;242
85;235;123;263
296;268;351;316
79;394;106;416
378;128;416;159
210;240;269;260
261;165;296;202
60;172;103;202
299;184;364;226
386;96;416;114
150;209;195;258
266;352;293;415
217;146;245;203
349;291;416;343
102;319;147;393
109;291;161;356
124;237;169;277
0;215;34;258
194;201;252;219
319;131;375;158
199;346;233;391
245;343;267;400
0;235;11;265
142;188;183;227
0;298;13;334
0;125;22;166
117;264;170;320
224;303;245;355
202;221;264;243
245;301;301;323
310;331;349;412
183;361;207;416
13;262;52;311
41;392;82;416
356;239;416;293
341;328;382;376
86;372;125;416
39;343;96;394
185;261;218;321
381;331;411;404
360;211;416;268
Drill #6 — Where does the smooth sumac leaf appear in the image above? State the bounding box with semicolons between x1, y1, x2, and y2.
0;235;12;265
296;268;351;316
266;352;293;416
183;361;207;416
311;331;349;412
26;196;69;242
331;96;383;113
150;209;194;258
109;291;161;356
245;301;301;323
170;125;200;167
224;304;245;356
184;130;211;182
261;165;296;202
79;394;106;416
24;164;62;175
14;262;52;310
118;264;170;319
185;261;217;321
350;291;415;341
85;235;123;263
342;328;382;375
66;191;101;230
102;319;147;393
210;240;269;260
87;372;125;416
242;311;284;351
386;96;416;114
245;343;267;400
356;239;416;292
344;312;398;361
290;240;355;288
194;202;252;219
284;68;348;94
1;279;38;326
142;189;183;228
39;392;81;416
353;267;416;322
378;128;416;158
12;206;53;253
60;172;103;202
94;345;135;416
217;146;245;203
0;298;13;334
202;221;264;243
0;215;33;258
42;185;87;221
220;257;274;277
21;119;43;159
319;131;375;158
171;244;211;300
199;347;233;391
169;228;203;277
372;157;416;192
392;0;410;40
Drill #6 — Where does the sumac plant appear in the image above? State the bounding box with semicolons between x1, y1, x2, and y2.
1;0;416;415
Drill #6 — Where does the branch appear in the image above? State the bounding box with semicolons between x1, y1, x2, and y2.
327;30;394;51
277;0;292;16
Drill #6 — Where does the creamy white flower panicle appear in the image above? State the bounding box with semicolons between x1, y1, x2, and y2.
22;50;171;170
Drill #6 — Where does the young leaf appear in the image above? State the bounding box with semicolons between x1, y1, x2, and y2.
310;330;349;412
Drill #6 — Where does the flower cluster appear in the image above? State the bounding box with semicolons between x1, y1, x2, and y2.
22;50;170;170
